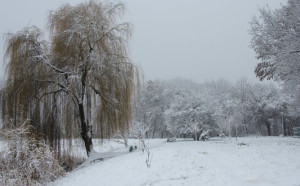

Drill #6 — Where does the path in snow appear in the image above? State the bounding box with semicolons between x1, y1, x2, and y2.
51;137;300;186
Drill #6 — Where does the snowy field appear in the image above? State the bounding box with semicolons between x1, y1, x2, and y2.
50;137;300;186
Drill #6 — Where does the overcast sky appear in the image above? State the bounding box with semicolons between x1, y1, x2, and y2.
0;0;286;83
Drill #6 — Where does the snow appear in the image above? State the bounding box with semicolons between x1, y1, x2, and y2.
50;137;300;186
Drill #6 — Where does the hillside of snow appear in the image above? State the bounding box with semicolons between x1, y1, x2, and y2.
51;137;300;186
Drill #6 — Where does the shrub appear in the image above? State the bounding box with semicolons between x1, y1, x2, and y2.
0;121;65;185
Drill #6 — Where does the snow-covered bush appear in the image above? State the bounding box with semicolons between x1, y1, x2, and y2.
130;121;150;152
112;129;130;148
0;121;65;185
167;137;176;142
199;130;210;141
129;121;152;167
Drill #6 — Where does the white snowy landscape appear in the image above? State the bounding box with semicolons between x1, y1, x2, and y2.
1;0;300;185
50;137;300;186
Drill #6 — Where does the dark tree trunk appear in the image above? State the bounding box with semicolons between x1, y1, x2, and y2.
265;120;271;136
193;132;197;141
78;62;94;157
79;103;93;156
193;132;200;141
152;128;156;138
283;116;287;136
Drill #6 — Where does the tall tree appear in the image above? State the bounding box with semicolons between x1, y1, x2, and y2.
1;1;138;157
250;0;300;127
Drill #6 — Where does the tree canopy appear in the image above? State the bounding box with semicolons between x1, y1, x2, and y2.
250;0;300;86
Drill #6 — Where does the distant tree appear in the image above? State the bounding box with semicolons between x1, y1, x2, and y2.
249;84;282;136
230;78;253;136
141;81;167;138
1;1;139;157
165;90;214;140
202;79;232;136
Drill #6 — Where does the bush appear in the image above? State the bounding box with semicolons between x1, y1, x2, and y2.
0;121;65;185
167;137;176;142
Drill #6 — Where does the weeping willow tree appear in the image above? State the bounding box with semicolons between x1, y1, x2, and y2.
1;27;50;130
1;1;139;157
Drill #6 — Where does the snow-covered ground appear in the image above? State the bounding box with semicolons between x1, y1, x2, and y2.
50;137;300;186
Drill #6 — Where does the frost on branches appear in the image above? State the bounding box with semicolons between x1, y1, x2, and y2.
0;121;65;185
250;0;300;85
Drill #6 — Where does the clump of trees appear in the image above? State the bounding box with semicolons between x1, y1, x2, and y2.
131;78;298;140
1;0;139;159
131;0;300;139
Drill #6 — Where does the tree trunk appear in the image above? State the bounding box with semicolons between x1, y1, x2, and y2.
194;132;197;141
265;120;271;136
235;123;238;141
152;127;156;138
79;103;93;156
282;116;287;136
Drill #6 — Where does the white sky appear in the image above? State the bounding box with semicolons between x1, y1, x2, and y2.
0;0;286;83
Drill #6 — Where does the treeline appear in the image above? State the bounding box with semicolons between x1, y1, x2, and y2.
132;78;300;140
